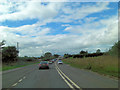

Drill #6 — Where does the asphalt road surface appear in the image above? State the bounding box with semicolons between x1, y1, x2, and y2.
2;61;118;89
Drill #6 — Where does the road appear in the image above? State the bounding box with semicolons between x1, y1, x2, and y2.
2;61;118;89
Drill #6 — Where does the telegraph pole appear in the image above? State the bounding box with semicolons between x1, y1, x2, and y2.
17;42;19;56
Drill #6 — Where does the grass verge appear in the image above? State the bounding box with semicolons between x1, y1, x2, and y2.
2;61;39;71
63;55;119;78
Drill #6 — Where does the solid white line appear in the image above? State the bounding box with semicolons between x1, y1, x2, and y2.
55;62;81;89
56;67;74;89
57;65;80;88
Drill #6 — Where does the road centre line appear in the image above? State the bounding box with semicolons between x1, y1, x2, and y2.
55;67;74;89
56;65;80;88
55;62;82;90
11;76;26;87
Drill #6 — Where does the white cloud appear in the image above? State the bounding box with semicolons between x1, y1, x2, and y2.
63;15;118;48
0;1;62;22
0;2;118;56
0;1;110;23
52;2;110;23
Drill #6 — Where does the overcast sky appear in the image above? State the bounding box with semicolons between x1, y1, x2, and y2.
0;0;119;57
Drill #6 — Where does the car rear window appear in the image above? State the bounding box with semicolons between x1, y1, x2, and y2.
40;61;48;64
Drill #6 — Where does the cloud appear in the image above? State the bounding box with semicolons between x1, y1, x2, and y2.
0;1;110;23
0;1;62;22
0;15;118;56
0;2;118;56
63;15;118;46
52;2;110;23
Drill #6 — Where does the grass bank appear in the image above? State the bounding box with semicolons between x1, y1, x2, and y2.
63;55;119;78
2;61;40;71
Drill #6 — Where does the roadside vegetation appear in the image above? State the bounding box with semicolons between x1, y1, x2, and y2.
0;40;60;71
0;40;40;71
2;59;39;71
63;41;119;78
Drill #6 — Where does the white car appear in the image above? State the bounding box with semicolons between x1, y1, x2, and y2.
58;60;63;64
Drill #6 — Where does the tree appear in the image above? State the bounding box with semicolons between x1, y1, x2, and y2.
80;50;88;55
40;56;44;59
2;46;19;63
96;49;101;53
53;54;59;58
107;41;120;57
44;52;52;57
44;52;52;60
64;54;69;58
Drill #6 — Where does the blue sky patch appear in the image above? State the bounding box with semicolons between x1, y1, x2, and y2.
0;18;38;27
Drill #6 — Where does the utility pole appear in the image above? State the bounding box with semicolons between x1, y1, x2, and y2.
17;42;19;56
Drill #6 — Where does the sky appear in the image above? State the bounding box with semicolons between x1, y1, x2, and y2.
0;0;119;57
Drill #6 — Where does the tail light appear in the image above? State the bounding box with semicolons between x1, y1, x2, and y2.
46;64;48;66
39;64;41;66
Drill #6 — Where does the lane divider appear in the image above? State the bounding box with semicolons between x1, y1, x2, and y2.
12;83;17;87
55;62;82;90
18;79;23;83
10;66;36;88
11;76;26;87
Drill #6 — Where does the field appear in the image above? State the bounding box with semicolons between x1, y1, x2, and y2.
63;55;119;78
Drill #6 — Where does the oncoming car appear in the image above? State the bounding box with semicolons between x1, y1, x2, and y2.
58;60;63;64
39;61;49;69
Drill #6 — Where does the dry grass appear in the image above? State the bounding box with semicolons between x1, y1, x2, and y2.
63;55;119;78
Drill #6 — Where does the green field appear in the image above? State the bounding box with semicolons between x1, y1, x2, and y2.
63;55;119;78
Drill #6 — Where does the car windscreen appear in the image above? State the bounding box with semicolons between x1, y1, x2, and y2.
40;61;48;64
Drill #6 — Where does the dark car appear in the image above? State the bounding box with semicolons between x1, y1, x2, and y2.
49;61;53;64
39;61;49;69
51;59;55;63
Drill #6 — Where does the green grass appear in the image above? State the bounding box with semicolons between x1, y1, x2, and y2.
63;55;119;78
2;61;39;71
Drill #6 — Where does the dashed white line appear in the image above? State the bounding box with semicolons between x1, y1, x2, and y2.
12;83;18;87
11;76;26;87
23;76;26;79
18;79;23;82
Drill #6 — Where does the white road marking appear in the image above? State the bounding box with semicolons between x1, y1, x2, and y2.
55;62;82;90
11;76;26;87
56;67;74;89
23;76;26;79
18;79;23;82
57;65;80;89
12;83;17;87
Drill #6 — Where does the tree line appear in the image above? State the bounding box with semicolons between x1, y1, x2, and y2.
1;40;119;63
39;52;59;61
63;49;104;59
63;41;120;59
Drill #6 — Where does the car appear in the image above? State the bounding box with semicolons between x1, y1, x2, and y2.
49;61;53;64
51;59;55;63
58;60;63;64
39;61;49;69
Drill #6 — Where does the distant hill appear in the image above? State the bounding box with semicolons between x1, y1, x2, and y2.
107;41;120;57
